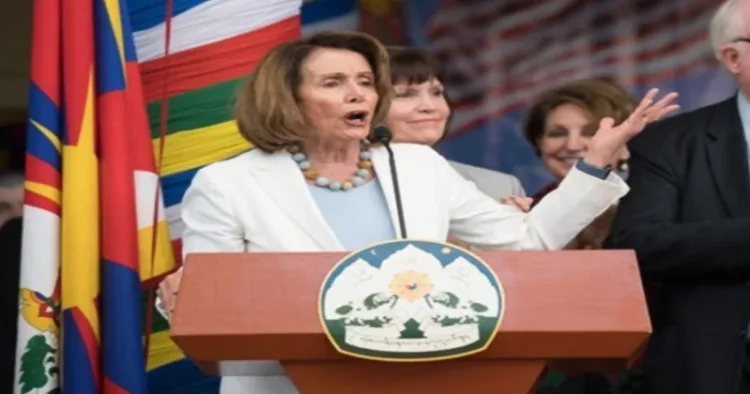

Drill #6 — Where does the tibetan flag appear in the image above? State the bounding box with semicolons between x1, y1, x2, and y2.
15;1;176;393
15;1;63;393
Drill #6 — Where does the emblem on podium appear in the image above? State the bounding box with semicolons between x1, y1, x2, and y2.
319;240;505;362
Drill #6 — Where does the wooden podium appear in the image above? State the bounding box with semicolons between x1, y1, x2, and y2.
170;249;651;394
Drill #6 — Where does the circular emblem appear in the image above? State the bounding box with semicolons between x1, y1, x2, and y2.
318;240;505;362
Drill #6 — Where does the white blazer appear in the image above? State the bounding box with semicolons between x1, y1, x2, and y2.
180;143;629;394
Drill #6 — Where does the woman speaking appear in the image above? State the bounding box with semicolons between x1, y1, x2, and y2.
158;31;677;394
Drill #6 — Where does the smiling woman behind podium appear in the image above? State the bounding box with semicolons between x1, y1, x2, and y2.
157;31;676;394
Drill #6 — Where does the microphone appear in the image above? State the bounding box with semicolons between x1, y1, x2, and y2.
371;125;408;239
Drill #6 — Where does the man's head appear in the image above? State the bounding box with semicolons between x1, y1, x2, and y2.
0;172;24;229
711;0;750;94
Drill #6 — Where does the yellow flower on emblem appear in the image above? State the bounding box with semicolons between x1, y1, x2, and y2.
389;270;433;302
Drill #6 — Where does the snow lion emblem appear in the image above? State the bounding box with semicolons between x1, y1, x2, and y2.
319;240;504;362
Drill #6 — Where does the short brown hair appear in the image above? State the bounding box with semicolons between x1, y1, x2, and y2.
235;31;392;152
387;46;444;85
523;78;638;154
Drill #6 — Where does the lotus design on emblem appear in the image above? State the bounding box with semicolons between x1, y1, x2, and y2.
320;241;503;361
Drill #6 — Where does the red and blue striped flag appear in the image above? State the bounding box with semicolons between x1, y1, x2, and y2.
15;1;63;391
16;1;176;393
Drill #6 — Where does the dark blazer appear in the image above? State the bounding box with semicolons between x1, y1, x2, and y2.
0;217;22;393
606;96;750;394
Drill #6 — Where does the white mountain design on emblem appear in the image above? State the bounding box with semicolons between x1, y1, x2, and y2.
322;244;500;353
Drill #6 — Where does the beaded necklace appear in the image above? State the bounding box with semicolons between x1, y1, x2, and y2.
288;143;373;191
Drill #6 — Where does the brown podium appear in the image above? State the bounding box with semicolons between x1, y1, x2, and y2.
170;250;651;394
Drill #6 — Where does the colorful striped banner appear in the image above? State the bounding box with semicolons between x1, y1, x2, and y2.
132;0;300;392
128;1;362;392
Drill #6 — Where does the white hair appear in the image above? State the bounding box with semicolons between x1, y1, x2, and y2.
710;0;746;58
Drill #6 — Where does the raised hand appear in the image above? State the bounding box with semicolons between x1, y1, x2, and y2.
584;88;679;168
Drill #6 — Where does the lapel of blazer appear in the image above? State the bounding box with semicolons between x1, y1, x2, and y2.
705;95;750;218
371;145;409;238
247;150;341;249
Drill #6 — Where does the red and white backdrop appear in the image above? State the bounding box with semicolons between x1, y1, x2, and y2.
400;0;734;193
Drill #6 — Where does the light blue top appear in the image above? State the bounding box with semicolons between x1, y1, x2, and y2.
308;179;396;250
737;92;750;162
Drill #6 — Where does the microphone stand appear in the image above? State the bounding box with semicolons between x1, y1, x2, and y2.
382;141;408;239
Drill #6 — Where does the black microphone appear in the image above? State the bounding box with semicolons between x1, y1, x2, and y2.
371;126;408;239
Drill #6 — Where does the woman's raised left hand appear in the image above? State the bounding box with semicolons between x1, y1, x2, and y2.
584;88;679;168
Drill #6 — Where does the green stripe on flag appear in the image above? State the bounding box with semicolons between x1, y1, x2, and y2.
147;78;244;138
